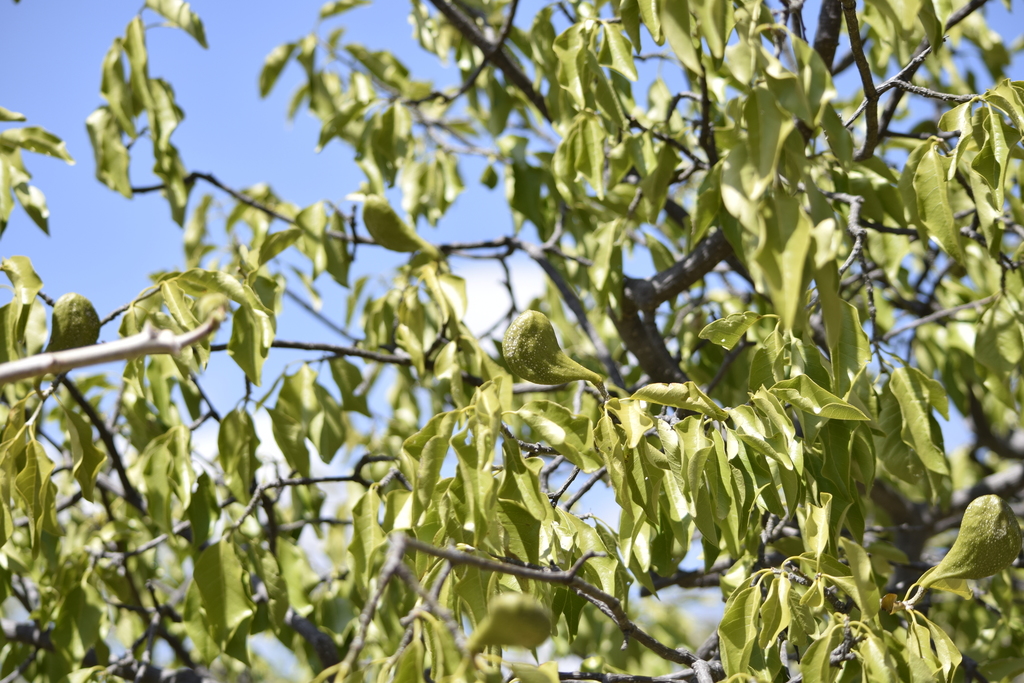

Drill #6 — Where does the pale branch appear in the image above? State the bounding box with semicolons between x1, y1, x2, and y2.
880;294;997;342
399;535;718;672
408;0;520;106
812;0;844;70
886;79;977;103
425;0;550;121
0;314;222;386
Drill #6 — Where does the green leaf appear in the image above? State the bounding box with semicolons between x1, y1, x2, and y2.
100;39;137;137
86;107;133;198
258;227;303;266
228;303;271;385
511;400;600;471
193;539;255;651
145;0;208;47
719;583;760;675
319;0;369;19
699;311;773;350
976;294;1024;373
661;0;700;72
636;0;662;44
889;367;950;475
602;25;638;80
826;299;871;400
800;624;840;683
260;43;297;97
218;409;260;502
631;382;728;420
0;106;26;122
771;375;869;420
63;407;107;503
913;142;961;264
0;127;75;163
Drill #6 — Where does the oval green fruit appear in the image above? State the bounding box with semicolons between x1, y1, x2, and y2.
502;310;602;386
362;195;439;258
46;293;100;352
467;592;552;651
919;494;1022;590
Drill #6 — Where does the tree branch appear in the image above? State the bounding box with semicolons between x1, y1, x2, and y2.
400;535;719;672
0;618;52;650
0;314;222;386
409;0;521;107
812;0;844;70
425;0;550;121
877;0;991;137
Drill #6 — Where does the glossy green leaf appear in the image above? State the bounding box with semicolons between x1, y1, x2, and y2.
771;375;869;420
631;382;728;420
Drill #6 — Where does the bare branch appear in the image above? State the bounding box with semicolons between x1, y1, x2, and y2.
880;294;996;342
408;0;520;107
399;535;719;672
425;0;550;121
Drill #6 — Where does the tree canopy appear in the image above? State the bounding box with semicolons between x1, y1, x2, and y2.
2;0;1024;682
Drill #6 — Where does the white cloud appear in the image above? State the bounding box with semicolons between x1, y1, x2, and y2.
457;253;548;337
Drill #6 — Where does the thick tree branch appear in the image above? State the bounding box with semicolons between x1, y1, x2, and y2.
812;0;844;70
285;607;340;668
626;231;732;311
0;619;52;650
613;231;732;383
